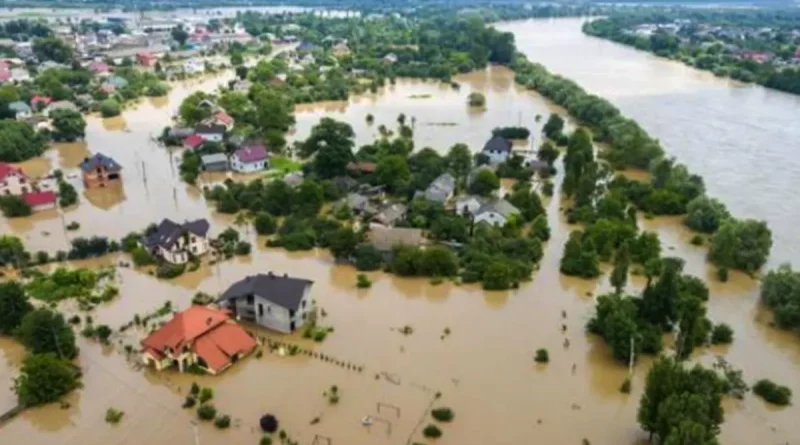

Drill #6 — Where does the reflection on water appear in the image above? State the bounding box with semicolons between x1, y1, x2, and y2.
0;21;798;445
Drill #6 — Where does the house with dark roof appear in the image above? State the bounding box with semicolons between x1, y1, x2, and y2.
201;153;229;172
417;173;455;204
216;272;314;333
231;142;269;173
79;153;122;188
482;135;512;164
140;306;257;375
142;218;211;264
195;123;226;142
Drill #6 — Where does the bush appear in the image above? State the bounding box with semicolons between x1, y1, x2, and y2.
198;387;214;403
753;379;792;406
101;99;121;117
197;404;217;421
105;407;124;424
260;414;279;433
260;436;273;445
235;241;252;256
132;247;156;266
716;266;729;282
190;382;200;395
182;396;197;408
431;407;454;422
356;273;372;288
534;348;549;363
422;424;442;439
254;212;277;235
620;377;632;394
690;235;704;246
156;262;186;279
14;353;79;407
354;244;384;271
710;323;734;345
214;414;231;429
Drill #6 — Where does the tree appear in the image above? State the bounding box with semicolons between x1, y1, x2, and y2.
375;155;410;193
293;181;324;217
301;119;355;179
0;235;29;267
685;196;729;233
560;231;600;278
58;179;78;207
14;353;79;407
482;259;513;290
254;212;277;235
0;195;31;217
171;26;189;46
0;119;48;162
328;228;360;260
508;187;544;222
16;309;78;359
709;219;772;272
179;92;213;125
638;357;725;445
33;37;73;63
542;113;565;139
0;281;32;335
468;169;500;197
100;98;121;118
354;244;383;271
587;292;641;363
610;242;630;293
446;143;472;179
537;141;559;165
467;92;486;107
760;264;800;330
50;109;86;142
230;52;244;66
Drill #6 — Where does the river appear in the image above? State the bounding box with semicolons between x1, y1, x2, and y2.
0;17;798;445
497;17;800;269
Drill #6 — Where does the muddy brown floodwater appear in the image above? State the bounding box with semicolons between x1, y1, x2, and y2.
1;19;799;445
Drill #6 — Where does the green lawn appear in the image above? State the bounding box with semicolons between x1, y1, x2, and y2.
270;156;302;174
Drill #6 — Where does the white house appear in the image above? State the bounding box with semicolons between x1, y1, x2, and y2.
142;218;210;264
231;143;269;173
194;124;225;142
482;136;512;164
216;272;314;333
0;163;33;196
457;195;521;227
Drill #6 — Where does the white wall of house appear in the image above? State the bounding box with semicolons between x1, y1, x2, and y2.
483;149;510;165
0;172;32;196
230;157;267;173
475;211;508;227
231;286;312;333
157;233;209;264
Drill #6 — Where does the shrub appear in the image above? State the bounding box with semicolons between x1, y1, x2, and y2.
197;404;217;421
156;262;186;279
260;414;279;433
190;382;200;395
534;348;549;363
690;234;704;246
717;266;729;282
198;387;214;403
753;379;792;406
214;414;231;429
182;396;197;408
132;246;156;266
710;323;734;345
431;407;454;422
356;273;372;288
260;436;273;445
620;378;632;394
235;241;252;256
422;424;442;439
105;407;124;424
101;98;121;117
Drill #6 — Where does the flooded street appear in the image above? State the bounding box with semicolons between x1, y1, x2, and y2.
1;18;799;445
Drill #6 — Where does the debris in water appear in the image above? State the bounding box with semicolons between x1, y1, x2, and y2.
361;416;373;426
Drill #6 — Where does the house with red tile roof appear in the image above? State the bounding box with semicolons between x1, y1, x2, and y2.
30;95;52;111
22;190;56;211
183;134;205;150
231;142;269;173
141;306;257;375
205;110;234;131
136;52;158;67
0;162;33;196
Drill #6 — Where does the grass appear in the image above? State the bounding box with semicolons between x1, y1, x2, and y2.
270;156;302;174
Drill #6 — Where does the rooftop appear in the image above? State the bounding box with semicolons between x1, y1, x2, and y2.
79;153;121;173
235;143;269;163
483;136;512;153
218;273;313;311
143;218;210;250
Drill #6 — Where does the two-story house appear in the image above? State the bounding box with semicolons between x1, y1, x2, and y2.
0;163;33;196
79;153;122;188
142;218;211;264
216;272;314;334
231;142;269;173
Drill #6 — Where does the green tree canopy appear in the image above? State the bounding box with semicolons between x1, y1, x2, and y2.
16;309;78;359
0;120;48;162
468;168;500;197
760;264;800;330
0;281;32;335
709;219;772;272
15;353;79;407
50;109;86;142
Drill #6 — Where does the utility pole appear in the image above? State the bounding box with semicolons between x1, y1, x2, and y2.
628;336;635;377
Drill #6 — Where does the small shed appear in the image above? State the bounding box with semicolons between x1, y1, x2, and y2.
201;153;229;172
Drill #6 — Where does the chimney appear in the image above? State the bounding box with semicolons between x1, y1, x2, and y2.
206;317;213;326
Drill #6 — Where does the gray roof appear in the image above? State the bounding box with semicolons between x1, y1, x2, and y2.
143;218;210;250
80;153;121;173
48;100;79;112
346;193;369;211
8;101;30;113
374;203;407;225
477;199;519;218
368;226;423;251
169;127;195;137
195;123;226;135
422;173;455;203
105;76;129;88
483;136;512;153
201;153;228;166
218;273;313;311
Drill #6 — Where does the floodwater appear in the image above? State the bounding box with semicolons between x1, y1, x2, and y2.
497;17;800;268
1;18;799;445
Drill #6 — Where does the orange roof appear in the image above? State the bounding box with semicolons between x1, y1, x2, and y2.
214;110;234;126
142;306;256;372
0;162;25;181
141;306;228;351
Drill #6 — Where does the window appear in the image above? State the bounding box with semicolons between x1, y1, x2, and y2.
258;303;264;316
246;294;254;305
289;309;295;318
267;305;271;314
301;300;307;308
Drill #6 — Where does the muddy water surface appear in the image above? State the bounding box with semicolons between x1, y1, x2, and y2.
1;23;799;445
